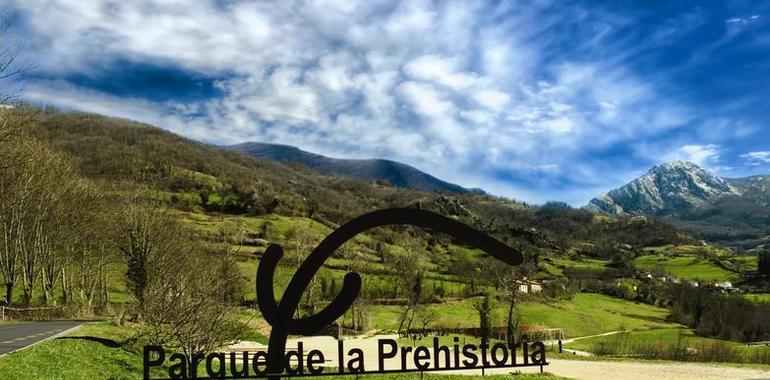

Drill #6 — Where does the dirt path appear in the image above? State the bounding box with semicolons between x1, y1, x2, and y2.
230;335;770;379
546;330;630;357
560;330;626;344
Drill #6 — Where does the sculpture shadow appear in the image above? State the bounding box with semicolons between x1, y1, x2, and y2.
56;336;123;348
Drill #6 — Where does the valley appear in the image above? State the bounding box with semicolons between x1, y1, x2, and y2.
0;109;769;379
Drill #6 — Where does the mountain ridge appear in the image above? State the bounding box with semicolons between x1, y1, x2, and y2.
586;161;770;249
228;142;481;195
586;161;740;216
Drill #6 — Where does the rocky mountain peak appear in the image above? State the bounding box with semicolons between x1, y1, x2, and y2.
586;161;738;215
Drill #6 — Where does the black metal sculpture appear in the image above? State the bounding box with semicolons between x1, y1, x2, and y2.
256;208;523;378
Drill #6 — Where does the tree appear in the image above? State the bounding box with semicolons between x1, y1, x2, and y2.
15;139;87;306
338;244;368;331
473;294;494;346
112;195;181;312
496;264;534;347
0;114;67;305
56;181;111;308
0;107;109;307
485;248;536;347
392;233;428;335
0;109;32;304
143;248;246;376
285;220;322;317
212;225;247;304
759;250;770;277
416;306;437;331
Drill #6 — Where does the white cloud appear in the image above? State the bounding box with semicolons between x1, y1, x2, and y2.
397;81;455;118
741;151;770;165
9;0;701;204
665;144;721;167
726;15;761;24
472;89;511;110
403;55;477;90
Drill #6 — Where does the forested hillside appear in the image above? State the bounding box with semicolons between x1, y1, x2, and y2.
27;109;697;263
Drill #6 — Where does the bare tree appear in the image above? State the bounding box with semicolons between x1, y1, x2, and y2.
0;12;38;301
45;180;109;307
338;244;369;331
143;246;246;376
18;142;81;305
285;220;321;317
488;256;535;347
0;122;51;305
416;306;438;331
393;233;428;335
212;225;247;304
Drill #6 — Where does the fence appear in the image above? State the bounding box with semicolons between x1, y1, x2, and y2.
1;305;67;321
399;326;566;342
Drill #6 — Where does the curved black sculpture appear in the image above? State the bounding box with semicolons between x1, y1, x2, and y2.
256;208;523;378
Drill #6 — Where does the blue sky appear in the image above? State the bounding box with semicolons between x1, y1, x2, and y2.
5;0;770;205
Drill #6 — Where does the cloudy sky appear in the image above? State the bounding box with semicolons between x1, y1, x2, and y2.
4;0;770;205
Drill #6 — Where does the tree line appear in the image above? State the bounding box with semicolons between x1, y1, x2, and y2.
0;107;249;367
663;282;770;343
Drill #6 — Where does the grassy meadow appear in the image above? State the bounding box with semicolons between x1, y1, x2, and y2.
633;254;737;281
565;327;770;364
743;293;770;303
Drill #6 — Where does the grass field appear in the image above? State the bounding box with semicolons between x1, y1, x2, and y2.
633;254;737;281
743;293;770;303
550;258;609;272
515;293;674;337
641;245;731;257
368;293;676;338
733;255;759;270
567;328;724;352
0;322;562;380
565;327;770;364
0;323;168;380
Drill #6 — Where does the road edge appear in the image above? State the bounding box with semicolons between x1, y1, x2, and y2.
0;323;84;358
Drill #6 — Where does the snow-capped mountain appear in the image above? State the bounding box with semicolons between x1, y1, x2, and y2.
727;175;770;207
586;161;739;216
586;161;770;249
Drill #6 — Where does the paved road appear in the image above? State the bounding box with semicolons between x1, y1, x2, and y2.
0;321;82;355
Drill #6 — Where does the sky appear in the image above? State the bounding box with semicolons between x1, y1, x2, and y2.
3;0;770;205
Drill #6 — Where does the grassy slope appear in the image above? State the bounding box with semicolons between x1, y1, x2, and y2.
369;293;676;338
516;294;673;337
0;323;168;380
633;254;737;281
565;327;770;363
567;328;723;352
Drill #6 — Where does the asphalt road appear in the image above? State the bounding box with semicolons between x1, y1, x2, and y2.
0;321;82;355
